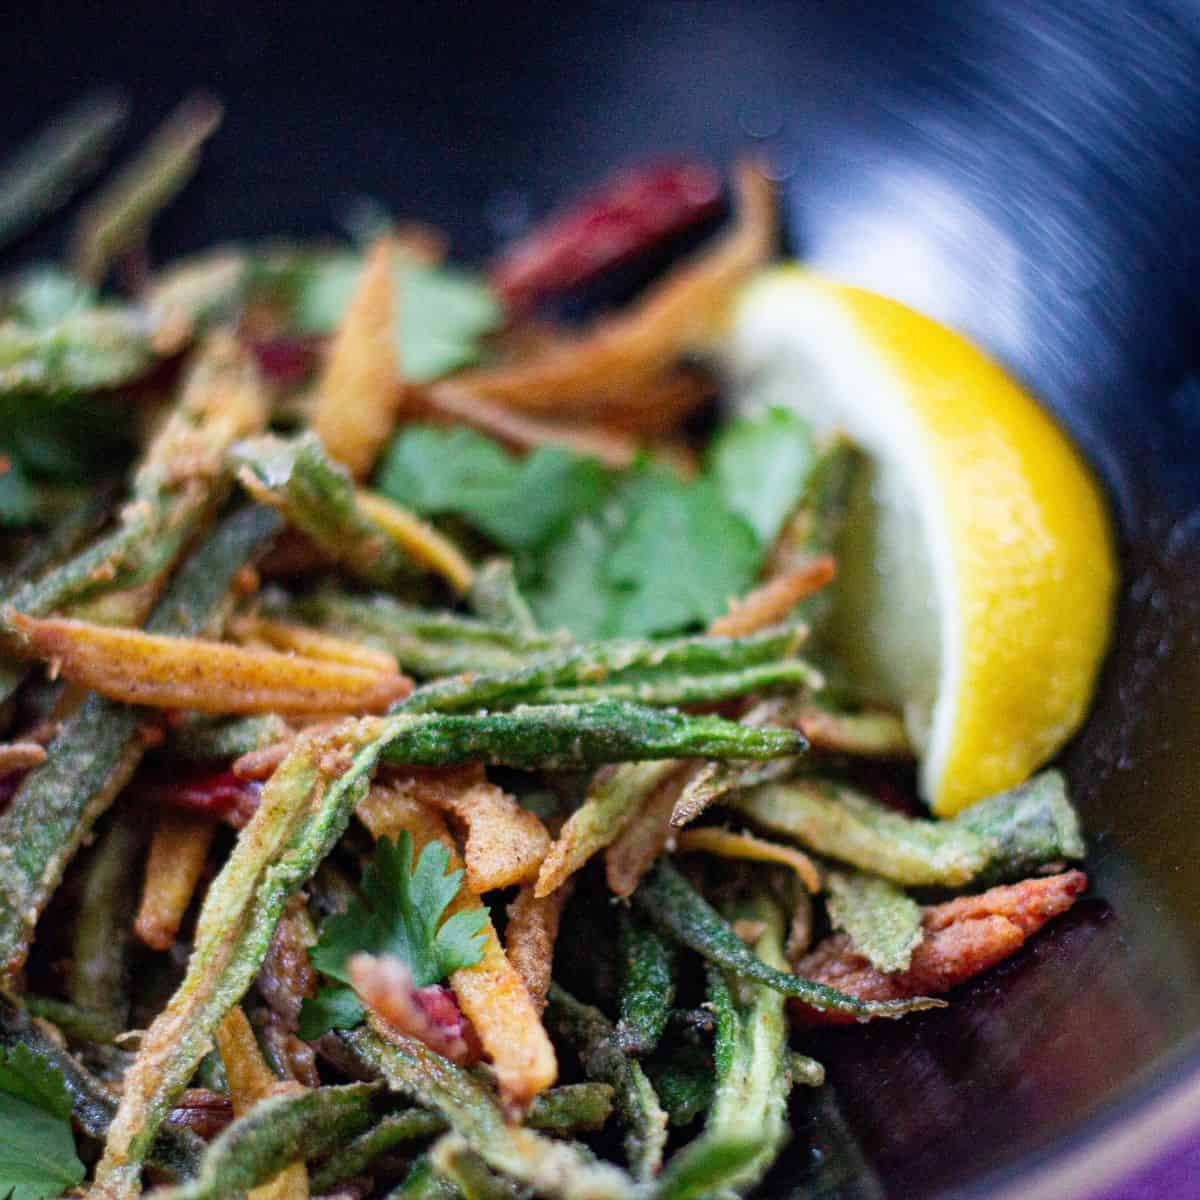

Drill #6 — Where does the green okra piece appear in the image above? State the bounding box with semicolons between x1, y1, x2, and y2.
22;995;124;1043
0;482;116;592
164;713;293;762
469;557;542;636
145;249;249;330
378;701;806;771
733;769;1084;888
545;984;668;1181
0;505;280;981
0;91;128;249
68;813;142;1022
431;1134;522;1200
311;1085;616;1193
398;624;816;716
634;860;944;1020
655;897;800;1199
343;1024;635;1200
825;871;924;975
71;92;223;284
645;1057;713;1128
152;1083;380;1200
393;1155;461;1200
615;912;677;1057
232;431;424;590
4;333;269;621
283;587;570;677
0;995;203;1180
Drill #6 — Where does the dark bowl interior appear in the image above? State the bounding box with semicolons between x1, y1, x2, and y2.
4;3;1200;1196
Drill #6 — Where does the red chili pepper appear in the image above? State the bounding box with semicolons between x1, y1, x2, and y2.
490;159;722;311
141;768;262;828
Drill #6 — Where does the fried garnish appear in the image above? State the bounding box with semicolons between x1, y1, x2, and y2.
505;881;574;1014
0;740;48;772
163;1088;234;1140
451;162;773;416
604;767;691;900
348;952;480;1064
216;1005;309;1200
676;827;822;894
791;870;1087;1024
134;810;217;951
795;705;913;759
312;235;401;479
357;783;557;1107
423;383;641;468
354;489;476;595
384;766;551;892
707;556;836;638
6;612;412;715
257;896;318;1031
230;613;399;674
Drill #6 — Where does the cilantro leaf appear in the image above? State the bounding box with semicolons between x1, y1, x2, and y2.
0;1043;85;1200
706;406;815;545
307;833;487;1030
376;425;608;552
297;985;365;1041
397;263;502;383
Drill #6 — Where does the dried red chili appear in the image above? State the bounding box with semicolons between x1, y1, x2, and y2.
140;767;262;828
490;160;722;310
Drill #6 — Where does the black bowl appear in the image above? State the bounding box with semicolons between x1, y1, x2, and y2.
4;2;1199;1195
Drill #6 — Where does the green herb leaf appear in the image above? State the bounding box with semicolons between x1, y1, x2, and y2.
376;425;608;552
0;1042;86;1200
297;985;366;1041
396;263;502;383
290;253;363;335
309;833;488;995
825;871;924;974
707;406;815;544
4;266;96;328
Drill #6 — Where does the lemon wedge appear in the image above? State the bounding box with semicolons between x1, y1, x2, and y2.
727;265;1117;815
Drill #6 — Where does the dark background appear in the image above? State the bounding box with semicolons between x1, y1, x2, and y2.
3;2;1200;1196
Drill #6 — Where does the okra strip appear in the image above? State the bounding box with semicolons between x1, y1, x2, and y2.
232;432;425;590
311;1085;616;1193
0;996;203;1180
545;984;668;1181
23;995;124;1043
283;588;569;677
468;558;541;636
398;625;815;716
68;813;142;1021
152;1083;380;1200
5;332;269;619
0;506;280;979
825;871;924;975
0;91;128;249
71;92;223;283
645;1058;713;1128
91;715;385;1199
394;1155;460;1200
615;913;676;1057
165;714;294;762
343;1024;634;1200
379;702;804;772
634;860;944;1020
733;769;1085;888
430;1133;522;1199
655;898;804;1200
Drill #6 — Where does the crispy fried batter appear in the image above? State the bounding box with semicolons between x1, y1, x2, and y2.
0;741;48;772
134;811;217;951
791;870;1087;1024
676;826;822;894
230;614;399;674
603;766;691;899
7;612;412;715
505;880;574;1014
707;557;835;637
354;489;476;595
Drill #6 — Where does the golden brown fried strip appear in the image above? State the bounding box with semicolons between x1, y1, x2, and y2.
794;705;913;759
707;556;835;638
216;1005;309;1200
0;741;48;772
675;827;821;894
791;870;1087;1025
312;235;402;479
354;489;476;595
384;766;551;893
230;614;399;674
603;766;692;900
452;163;773;416
134;811;217;951
6;612;412;715
357;783;557;1108
504;880;574;1015
423;383;641;467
